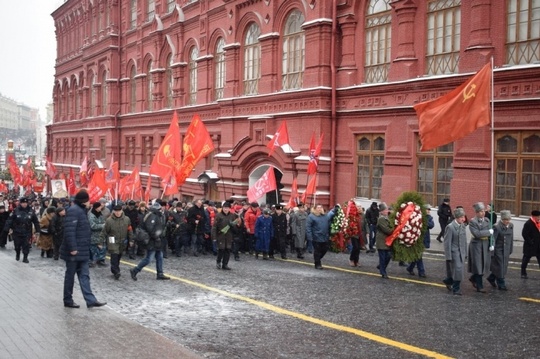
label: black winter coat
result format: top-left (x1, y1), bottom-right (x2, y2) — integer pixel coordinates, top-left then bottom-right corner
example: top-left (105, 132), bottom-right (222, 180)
top-left (60, 202), bottom-right (91, 261)
top-left (272, 213), bottom-right (288, 239)
top-left (187, 205), bottom-right (206, 234)
top-left (143, 208), bottom-right (165, 251)
top-left (522, 218), bottom-right (540, 257)
top-left (4, 205), bottom-right (40, 238)
top-left (50, 214), bottom-right (65, 246)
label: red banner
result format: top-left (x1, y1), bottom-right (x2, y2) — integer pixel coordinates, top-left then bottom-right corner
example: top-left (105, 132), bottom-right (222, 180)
top-left (247, 167), bottom-right (277, 203)
top-left (150, 111), bottom-right (183, 180)
top-left (267, 121), bottom-right (290, 157)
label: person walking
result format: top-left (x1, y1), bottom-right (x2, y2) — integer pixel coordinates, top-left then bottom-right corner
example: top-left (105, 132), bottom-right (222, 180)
top-left (38, 207), bottom-right (56, 258)
top-left (375, 202), bottom-right (393, 278)
top-left (520, 210), bottom-right (540, 279)
top-left (364, 202), bottom-right (379, 253)
top-left (255, 209), bottom-right (273, 259)
top-left (407, 204), bottom-right (434, 277)
top-left (468, 202), bottom-right (493, 293)
top-left (187, 199), bottom-right (207, 256)
top-left (271, 204), bottom-right (288, 259)
top-left (88, 202), bottom-right (106, 267)
top-left (61, 190), bottom-right (106, 308)
top-left (290, 203), bottom-right (308, 259)
top-left (306, 204), bottom-right (335, 270)
top-left (212, 202), bottom-right (241, 270)
top-left (436, 198), bottom-right (452, 243)
top-left (244, 202), bottom-right (261, 254)
top-left (102, 203), bottom-right (133, 280)
top-left (3, 197), bottom-right (40, 263)
top-left (487, 210), bottom-right (513, 290)
top-left (0, 205), bottom-right (10, 249)
top-left (443, 207), bottom-right (468, 295)
top-left (50, 207), bottom-right (66, 260)
top-left (130, 202), bottom-right (170, 281)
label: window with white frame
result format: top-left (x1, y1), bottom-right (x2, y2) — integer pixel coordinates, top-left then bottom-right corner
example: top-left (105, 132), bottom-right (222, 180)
top-left (130, 0), bottom-right (137, 29)
top-left (130, 66), bottom-right (136, 113)
top-left (166, 53), bottom-right (173, 108)
top-left (426, 0), bottom-right (461, 75)
top-left (189, 47), bottom-right (198, 105)
top-left (365, 0), bottom-right (391, 83)
top-left (506, 0), bottom-right (540, 65)
top-left (146, 61), bottom-right (153, 111)
top-left (282, 9), bottom-right (305, 90)
top-left (215, 38), bottom-right (226, 100)
top-left (147, 0), bottom-right (155, 22)
top-left (244, 23), bottom-right (261, 95)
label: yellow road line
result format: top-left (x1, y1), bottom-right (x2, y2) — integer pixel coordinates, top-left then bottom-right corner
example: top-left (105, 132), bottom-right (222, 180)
top-left (119, 259), bottom-right (453, 359)
top-left (422, 253), bottom-right (540, 272)
top-left (519, 297), bottom-right (540, 304)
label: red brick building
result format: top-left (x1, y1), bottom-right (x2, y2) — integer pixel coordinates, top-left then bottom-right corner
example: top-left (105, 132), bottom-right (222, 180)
top-left (48, 0), bottom-right (540, 215)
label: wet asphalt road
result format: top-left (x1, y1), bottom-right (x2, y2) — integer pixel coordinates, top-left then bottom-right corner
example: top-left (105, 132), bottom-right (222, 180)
top-left (7, 244), bottom-right (540, 359)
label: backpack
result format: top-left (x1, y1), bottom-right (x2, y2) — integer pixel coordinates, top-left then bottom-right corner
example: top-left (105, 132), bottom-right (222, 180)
top-left (135, 212), bottom-right (152, 246)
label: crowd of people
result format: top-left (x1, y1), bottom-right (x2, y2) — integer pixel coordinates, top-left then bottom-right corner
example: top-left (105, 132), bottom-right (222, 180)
top-left (0, 190), bottom-right (539, 304)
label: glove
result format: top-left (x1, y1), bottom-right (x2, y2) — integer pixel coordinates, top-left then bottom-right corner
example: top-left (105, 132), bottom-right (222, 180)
top-left (489, 246), bottom-right (494, 251)
top-left (488, 229), bottom-right (494, 235)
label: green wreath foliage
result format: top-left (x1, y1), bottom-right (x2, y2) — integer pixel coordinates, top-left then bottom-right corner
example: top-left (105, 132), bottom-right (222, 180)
top-left (389, 191), bottom-right (429, 263)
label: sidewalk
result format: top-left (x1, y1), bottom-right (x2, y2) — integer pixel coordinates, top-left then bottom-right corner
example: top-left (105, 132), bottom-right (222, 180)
top-left (0, 249), bottom-right (203, 359)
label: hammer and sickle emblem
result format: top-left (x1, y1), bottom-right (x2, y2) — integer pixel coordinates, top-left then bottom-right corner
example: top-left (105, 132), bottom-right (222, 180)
top-left (462, 83), bottom-right (476, 103)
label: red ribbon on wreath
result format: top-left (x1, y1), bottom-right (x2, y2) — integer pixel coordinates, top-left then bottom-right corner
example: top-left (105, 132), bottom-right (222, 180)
top-left (385, 203), bottom-right (416, 247)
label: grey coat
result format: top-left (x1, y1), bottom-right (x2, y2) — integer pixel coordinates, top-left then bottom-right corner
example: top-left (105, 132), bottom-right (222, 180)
top-left (468, 216), bottom-right (491, 275)
top-left (290, 210), bottom-right (308, 248)
top-left (490, 221), bottom-right (513, 278)
top-left (444, 220), bottom-right (468, 280)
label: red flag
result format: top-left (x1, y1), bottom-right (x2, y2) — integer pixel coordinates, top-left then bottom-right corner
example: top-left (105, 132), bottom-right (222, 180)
top-left (45, 157), bottom-right (57, 178)
top-left (80, 156), bottom-right (89, 186)
top-left (307, 133), bottom-right (324, 175)
top-left (105, 161), bottom-right (120, 186)
top-left (176, 114), bottom-right (215, 186)
top-left (87, 169), bottom-right (108, 203)
top-left (144, 175), bottom-right (152, 203)
top-left (21, 158), bottom-right (35, 187)
top-left (150, 111), bottom-right (182, 179)
top-left (161, 170), bottom-right (178, 196)
top-left (301, 175), bottom-right (317, 203)
top-left (287, 177), bottom-right (299, 208)
top-left (414, 62), bottom-right (492, 151)
top-left (267, 121), bottom-right (290, 156)
top-left (119, 167), bottom-right (141, 200)
top-left (0, 181), bottom-right (7, 193)
top-left (67, 168), bottom-right (77, 196)
top-left (7, 157), bottom-right (21, 187)
top-left (247, 167), bottom-right (277, 203)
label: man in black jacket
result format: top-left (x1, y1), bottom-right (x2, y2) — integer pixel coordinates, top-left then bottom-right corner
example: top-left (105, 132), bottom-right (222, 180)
top-left (271, 204), bottom-right (288, 259)
top-left (0, 205), bottom-right (11, 249)
top-left (3, 197), bottom-right (40, 263)
top-left (436, 198), bottom-right (452, 243)
top-left (364, 202), bottom-right (379, 253)
top-left (130, 202), bottom-right (170, 280)
top-left (187, 199), bottom-right (207, 256)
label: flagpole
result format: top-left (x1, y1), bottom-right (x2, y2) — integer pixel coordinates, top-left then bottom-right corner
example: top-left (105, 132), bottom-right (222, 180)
top-left (489, 57), bottom-right (495, 248)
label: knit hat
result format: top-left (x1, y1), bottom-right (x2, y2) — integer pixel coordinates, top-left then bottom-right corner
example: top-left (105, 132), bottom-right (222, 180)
top-left (473, 202), bottom-right (485, 212)
top-left (74, 190), bottom-right (89, 203)
top-left (500, 210), bottom-right (511, 220)
top-left (453, 207), bottom-right (466, 218)
top-left (378, 202), bottom-right (388, 211)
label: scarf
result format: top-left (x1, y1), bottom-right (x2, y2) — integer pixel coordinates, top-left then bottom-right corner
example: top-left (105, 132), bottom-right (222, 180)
top-left (532, 217), bottom-right (540, 232)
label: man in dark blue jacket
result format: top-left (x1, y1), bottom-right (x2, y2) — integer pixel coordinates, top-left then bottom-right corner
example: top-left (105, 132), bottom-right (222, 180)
top-left (61, 190), bottom-right (106, 309)
top-left (3, 197), bottom-right (40, 263)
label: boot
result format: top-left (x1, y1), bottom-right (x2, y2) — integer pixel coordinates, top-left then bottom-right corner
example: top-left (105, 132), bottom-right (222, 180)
top-left (15, 252), bottom-right (20, 261)
top-left (22, 255), bottom-right (29, 263)
top-left (41, 250), bottom-right (45, 258)
top-left (47, 249), bottom-right (54, 258)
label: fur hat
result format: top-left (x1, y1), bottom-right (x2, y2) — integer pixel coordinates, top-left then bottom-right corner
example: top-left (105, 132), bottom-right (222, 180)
top-left (500, 210), bottom-right (511, 220)
top-left (531, 210), bottom-right (540, 217)
top-left (453, 207), bottom-right (466, 218)
top-left (275, 204), bottom-right (283, 210)
top-left (378, 202), bottom-right (388, 211)
top-left (74, 190), bottom-right (89, 203)
top-left (222, 201), bottom-right (231, 208)
top-left (473, 202), bottom-right (485, 212)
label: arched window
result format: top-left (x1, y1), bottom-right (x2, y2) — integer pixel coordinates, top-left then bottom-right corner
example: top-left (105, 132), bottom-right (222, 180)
top-left (506, 0), bottom-right (540, 65)
top-left (165, 53), bottom-right (173, 108)
top-left (244, 23), bottom-right (261, 95)
top-left (147, 61), bottom-right (153, 111)
top-left (426, 0), bottom-right (461, 75)
top-left (365, 0), bottom-right (391, 83)
top-left (189, 47), bottom-right (198, 105)
top-left (214, 38), bottom-right (226, 100)
top-left (101, 70), bottom-right (108, 115)
top-left (130, 66), bottom-right (137, 113)
top-left (90, 72), bottom-right (97, 117)
top-left (282, 10), bottom-right (305, 90)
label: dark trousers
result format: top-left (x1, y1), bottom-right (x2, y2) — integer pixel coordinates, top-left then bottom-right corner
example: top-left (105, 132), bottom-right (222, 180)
top-left (110, 253), bottom-right (122, 275)
top-left (349, 236), bottom-right (360, 264)
top-left (13, 235), bottom-right (31, 256)
top-left (190, 233), bottom-right (204, 254)
top-left (247, 233), bottom-right (256, 253)
top-left (217, 248), bottom-right (230, 267)
top-left (63, 260), bottom-right (98, 305)
top-left (270, 236), bottom-right (287, 257)
top-left (232, 236), bottom-right (243, 258)
top-left (313, 241), bottom-right (329, 267)
top-left (0, 231), bottom-right (8, 247)
top-left (521, 255), bottom-right (540, 274)
top-left (378, 249), bottom-right (392, 276)
top-left (437, 221), bottom-right (449, 241)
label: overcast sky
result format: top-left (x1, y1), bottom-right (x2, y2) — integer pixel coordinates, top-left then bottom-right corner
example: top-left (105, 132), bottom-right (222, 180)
top-left (0, 0), bottom-right (64, 121)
